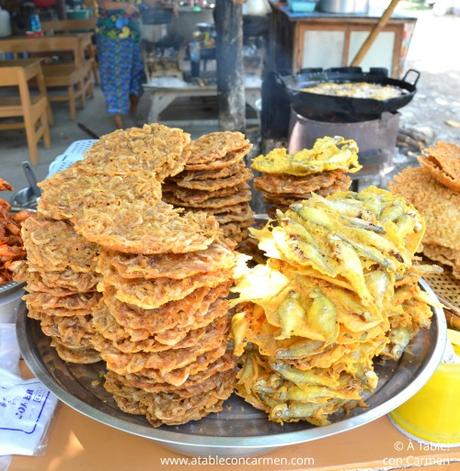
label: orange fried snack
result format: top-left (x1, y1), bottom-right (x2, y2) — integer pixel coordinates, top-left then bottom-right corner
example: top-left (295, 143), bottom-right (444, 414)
top-left (418, 141), bottom-right (460, 193)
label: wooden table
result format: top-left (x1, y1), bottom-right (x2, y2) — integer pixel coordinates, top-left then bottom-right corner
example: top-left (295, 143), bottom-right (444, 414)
top-left (9, 400), bottom-right (460, 471)
top-left (143, 75), bottom-right (262, 124)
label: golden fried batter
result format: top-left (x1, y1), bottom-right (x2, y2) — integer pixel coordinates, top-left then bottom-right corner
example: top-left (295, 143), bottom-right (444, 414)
top-left (115, 351), bottom-right (235, 393)
top-left (100, 241), bottom-right (235, 280)
top-left (101, 267), bottom-right (233, 309)
top-left (185, 131), bottom-right (249, 165)
top-left (389, 167), bottom-right (460, 252)
top-left (85, 124), bottom-right (191, 179)
top-left (21, 215), bottom-right (99, 273)
top-left (74, 201), bottom-right (220, 254)
top-left (23, 291), bottom-right (101, 311)
top-left (254, 170), bottom-right (347, 196)
top-left (52, 340), bottom-right (101, 364)
top-left (171, 167), bottom-right (252, 191)
top-left (99, 315), bottom-right (228, 375)
top-left (164, 189), bottom-right (252, 209)
top-left (104, 283), bottom-right (231, 332)
top-left (418, 141), bottom-right (460, 192)
top-left (175, 162), bottom-right (244, 182)
top-left (164, 183), bottom-right (250, 204)
top-left (92, 298), bottom-right (228, 352)
top-left (38, 170), bottom-right (162, 221)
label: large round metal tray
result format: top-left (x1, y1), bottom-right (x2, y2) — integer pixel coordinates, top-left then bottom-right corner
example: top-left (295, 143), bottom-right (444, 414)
top-left (17, 280), bottom-right (447, 457)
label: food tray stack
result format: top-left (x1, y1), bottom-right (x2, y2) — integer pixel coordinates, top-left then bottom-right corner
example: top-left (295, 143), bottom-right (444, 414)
top-left (92, 239), bottom-right (237, 426)
top-left (252, 137), bottom-right (361, 216)
top-left (19, 216), bottom-right (102, 364)
top-left (20, 124), bottom-right (239, 427)
top-left (390, 141), bottom-right (460, 280)
top-left (163, 132), bottom-right (254, 245)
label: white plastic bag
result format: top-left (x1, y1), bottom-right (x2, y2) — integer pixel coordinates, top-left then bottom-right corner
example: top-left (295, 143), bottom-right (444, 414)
top-left (0, 324), bottom-right (58, 457)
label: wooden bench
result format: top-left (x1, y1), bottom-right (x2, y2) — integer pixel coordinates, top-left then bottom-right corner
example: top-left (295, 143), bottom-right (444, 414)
top-left (0, 59), bottom-right (51, 164)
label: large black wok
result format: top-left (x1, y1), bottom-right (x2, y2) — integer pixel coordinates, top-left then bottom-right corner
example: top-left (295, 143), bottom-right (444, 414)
top-left (280, 67), bottom-right (420, 119)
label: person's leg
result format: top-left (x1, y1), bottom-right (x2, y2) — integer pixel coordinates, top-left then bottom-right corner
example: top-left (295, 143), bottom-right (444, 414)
top-left (128, 40), bottom-right (145, 120)
top-left (114, 114), bottom-right (124, 128)
top-left (129, 94), bottom-right (139, 115)
top-left (96, 35), bottom-right (131, 126)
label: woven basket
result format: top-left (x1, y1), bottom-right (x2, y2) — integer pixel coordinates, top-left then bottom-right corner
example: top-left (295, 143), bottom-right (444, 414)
top-left (424, 269), bottom-right (460, 330)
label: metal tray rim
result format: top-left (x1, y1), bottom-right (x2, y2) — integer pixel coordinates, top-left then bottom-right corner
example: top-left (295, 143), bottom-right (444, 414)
top-left (17, 279), bottom-right (447, 450)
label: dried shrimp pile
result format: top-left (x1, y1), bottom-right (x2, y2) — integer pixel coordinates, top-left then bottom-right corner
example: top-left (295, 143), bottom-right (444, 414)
top-left (231, 187), bottom-right (433, 425)
top-left (163, 132), bottom-right (254, 244)
top-left (19, 124), bottom-right (239, 427)
top-left (0, 179), bottom-right (31, 284)
top-left (252, 137), bottom-right (361, 215)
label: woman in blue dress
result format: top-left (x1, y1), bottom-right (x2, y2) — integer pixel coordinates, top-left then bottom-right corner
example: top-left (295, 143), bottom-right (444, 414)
top-left (96, 0), bottom-right (145, 128)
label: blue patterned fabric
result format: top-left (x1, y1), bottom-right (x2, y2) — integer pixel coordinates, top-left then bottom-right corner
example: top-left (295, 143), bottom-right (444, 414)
top-left (96, 34), bottom-right (144, 115)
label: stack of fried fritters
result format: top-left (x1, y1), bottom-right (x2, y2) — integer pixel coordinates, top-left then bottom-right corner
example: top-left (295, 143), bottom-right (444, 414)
top-left (232, 187), bottom-right (432, 425)
top-left (92, 234), bottom-right (238, 427)
top-left (20, 215), bottom-right (101, 363)
top-left (21, 124), bottom-right (238, 427)
top-left (389, 141), bottom-right (460, 278)
top-left (163, 132), bottom-right (254, 244)
top-left (252, 137), bottom-right (362, 215)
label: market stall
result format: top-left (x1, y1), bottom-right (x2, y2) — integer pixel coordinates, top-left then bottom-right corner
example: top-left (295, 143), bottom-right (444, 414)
top-left (0, 1), bottom-right (460, 469)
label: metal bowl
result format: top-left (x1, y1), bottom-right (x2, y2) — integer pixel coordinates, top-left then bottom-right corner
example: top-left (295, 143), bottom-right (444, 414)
top-left (17, 280), bottom-right (446, 457)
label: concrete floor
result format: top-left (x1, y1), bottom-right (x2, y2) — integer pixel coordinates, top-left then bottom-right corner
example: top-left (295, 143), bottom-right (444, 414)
top-left (0, 88), bottom-right (225, 199)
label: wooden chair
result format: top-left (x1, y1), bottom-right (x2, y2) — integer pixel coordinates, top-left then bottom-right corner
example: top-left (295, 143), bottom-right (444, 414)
top-left (0, 60), bottom-right (52, 164)
top-left (42, 19), bottom-right (100, 85)
top-left (0, 36), bottom-right (94, 120)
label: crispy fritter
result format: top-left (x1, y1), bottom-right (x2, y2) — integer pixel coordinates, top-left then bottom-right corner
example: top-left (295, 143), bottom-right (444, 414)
top-left (116, 351), bottom-right (235, 393)
top-left (85, 124), bottom-right (191, 179)
top-left (100, 266), bottom-right (233, 310)
top-left (92, 298), bottom-right (228, 352)
top-left (175, 162), bottom-right (244, 182)
top-left (21, 215), bottom-right (99, 273)
top-left (52, 340), bottom-right (101, 364)
top-left (215, 205), bottom-right (254, 224)
top-left (104, 282), bottom-right (231, 332)
top-left (164, 189), bottom-right (252, 209)
top-left (98, 315), bottom-right (228, 375)
top-left (164, 183), bottom-right (250, 204)
top-left (423, 243), bottom-right (460, 278)
top-left (252, 137), bottom-right (361, 176)
top-left (254, 170), bottom-right (347, 196)
top-left (100, 241), bottom-right (235, 280)
top-left (73, 201), bottom-right (220, 254)
top-left (185, 131), bottom-right (250, 165)
top-left (418, 141), bottom-right (460, 192)
top-left (40, 314), bottom-right (95, 348)
top-left (38, 170), bottom-right (162, 222)
top-left (170, 167), bottom-right (252, 191)
top-left (23, 291), bottom-right (101, 311)
top-left (389, 166), bottom-right (460, 251)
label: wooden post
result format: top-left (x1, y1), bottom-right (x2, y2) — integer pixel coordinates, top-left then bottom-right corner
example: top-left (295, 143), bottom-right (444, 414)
top-left (214, 0), bottom-right (246, 131)
top-left (351, 0), bottom-right (400, 68)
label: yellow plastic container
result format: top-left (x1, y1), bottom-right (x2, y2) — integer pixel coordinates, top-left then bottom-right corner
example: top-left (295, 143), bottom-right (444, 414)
top-left (389, 330), bottom-right (460, 446)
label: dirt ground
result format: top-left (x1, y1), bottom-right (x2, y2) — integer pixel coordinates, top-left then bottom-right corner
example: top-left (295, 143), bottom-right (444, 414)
top-left (398, 10), bottom-right (460, 146)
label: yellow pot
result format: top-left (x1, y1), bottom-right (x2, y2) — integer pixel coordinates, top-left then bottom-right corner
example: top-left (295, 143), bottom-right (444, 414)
top-left (389, 330), bottom-right (460, 446)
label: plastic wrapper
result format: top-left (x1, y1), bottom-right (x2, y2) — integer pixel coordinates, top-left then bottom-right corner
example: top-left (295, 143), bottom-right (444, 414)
top-left (0, 324), bottom-right (58, 457)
